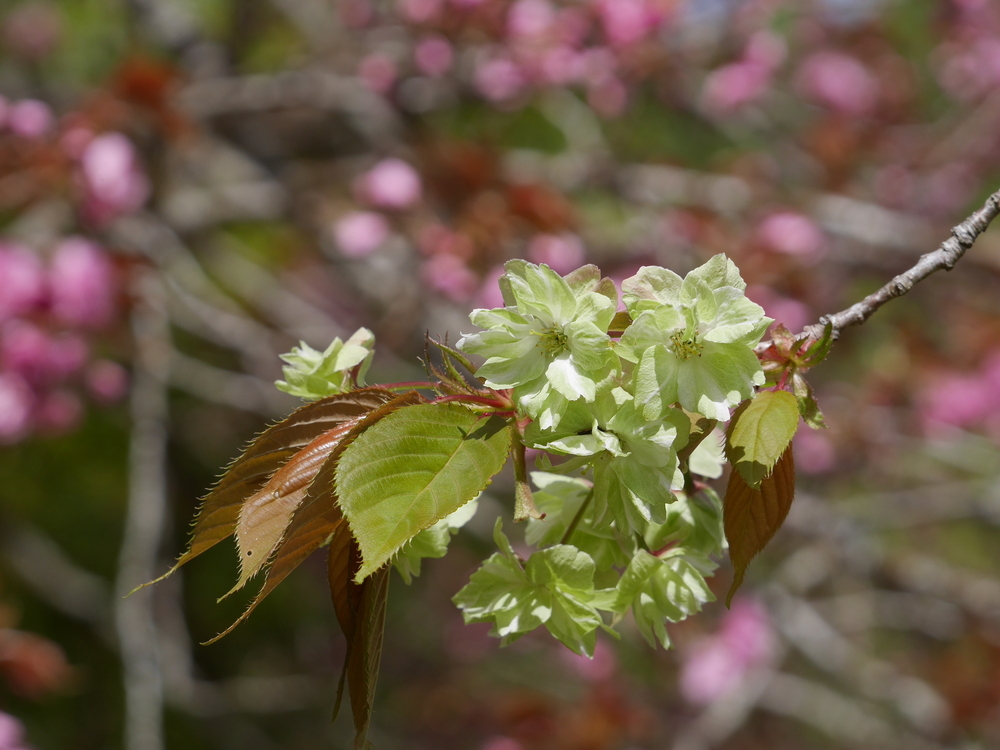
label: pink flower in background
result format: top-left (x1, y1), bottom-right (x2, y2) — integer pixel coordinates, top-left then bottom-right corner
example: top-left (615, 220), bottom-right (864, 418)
top-left (796, 51), bottom-right (879, 116)
top-left (35, 390), bottom-right (82, 434)
top-left (938, 37), bottom-right (1000, 101)
top-left (540, 46), bottom-right (586, 85)
top-left (358, 55), bottom-right (398, 94)
top-left (2, 1), bottom-right (63, 62)
top-left (508, 0), bottom-right (555, 39)
top-left (49, 237), bottom-right (116, 329)
top-left (59, 126), bottom-right (94, 159)
top-left (86, 360), bottom-right (129, 404)
top-left (79, 132), bottom-right (150, 224)
top-left (415, 36), bottom-right (454, 76)
top-left (794, 427), bottom-right (836, 474)
top-left (756, 212), bottom-right (826, 257)
top-left (680, 598), bottom-right (775, 705)
top-left (920, 372), bottom-right (996, 430)
top-left (357, 158), bottom-right (423, 209)
top-left (334, 211), bottom-right (391, 257)
top-left (399, 0), bottom-right (442, 23)
top-left (6, 99), bottom-right (54, 138)
top-left (596, 0), bottom-right (656, 47)
top-left (527, 233), bottom-right (585, 274)
top-left (587, 75), bottom-right (628, 117)
top-left (46, 335), bottom-right (88, 379)
top-left (554, 7), bottom-right (590, 46)
top-left (745, 286), bottom-right (810, 333)
top-left (701, 61), bottom-right (771, 113)
top-left (422, 253), bottom-right (479, 302)
top-left (476, 264), bottom-right (507, 309)
top-left (417, 224), bottom-right (474, 259)
top-left (559, 639), bottom-right (617, 681)
top-left (1, 321), bottom-right (54, 384)
top-left (744, 30), bottom-right (787, 71)
top-left (0, 373), bottom-right (34, 443)
top-left (0, 243), bottom-right (45, 322)
top-left (475, 57), bottom-right (525, 102)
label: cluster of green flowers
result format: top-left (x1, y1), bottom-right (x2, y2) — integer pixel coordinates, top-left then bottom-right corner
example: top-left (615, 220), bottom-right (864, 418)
top-left (458, 256), bottom-right (771, 534)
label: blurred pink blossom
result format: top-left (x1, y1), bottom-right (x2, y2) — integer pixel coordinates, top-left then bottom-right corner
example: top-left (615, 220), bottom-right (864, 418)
top-left (596, 0), bottom-right (656, 47)
top-left (340, 0), bottom-right (374, 27)
top-left (796, 51), bottom-right (879, 116)
top-left (334, 211), bottom-right (391, 257)
top-left (938, 38), bottom-right (1000, 101)
top-left (508, 0), bottom-right (555, 39)
top-left (86, 360), bottom-right (129, 404)
top-left (794, 427), bottom-right (836, 474)
top-left (59, 127), bottom-right (94, 160)
top-left (480, 738), bottom-right (524, 750)
top-left (920, 372), bottom-right (996, 430)
top-left (0, 243), bottom-right (45, 322)
top-left (680, 598), bottom-right (775, 705)
top-left (358, 55), bottom-right (398, 94)
top-left (6, 99), bottom-right (54, 139)
top-left (35, 390), bottom-right (82, 435)
top-left (746, 287), bottom-right (810, 334)
top-left (357, 158), bottom-right (423, 209)
top-left (475, 57), bottom-right (525, 102)
top-left (414, 36), bottom-right (454, 76)
top-left (540, 46), bottom-right (586, 85)
top-left (558, 638), bottom-right (616, 681)
top-left (49, 237), bottom-right (116, 329)
top-left (450, 0), bottom-right (486, 7)
top-left (756, 212), bottom-right (826, 257)
top-left (422, 253), bottom-right (479, 302)
top-left (745, 30), bottom-right (787, 71)
top-left (701, 61), bottom-right (770, 113)
top-left (0, 96), bottom-right (7, 128)
top-left (554, 7), bottom-right (590, 46)
top-left (0, 373), bottom-right (34, 443)
top-left (588, 75), bottom-right (628, 117)
top-left (476, 264), bottom-right (508, 309)
top-left (47, 335), bottom-right (88, 378)
top-left (417, 224), bottom-right (474, 259)
top-left (527, 233), bottom-right (585, 274)
top-left (1, 321), bottom-right (54, 384)
top-left (79, 132), bottom-right (150, 223)
top-left (399, 0), bottom-right (442, 22)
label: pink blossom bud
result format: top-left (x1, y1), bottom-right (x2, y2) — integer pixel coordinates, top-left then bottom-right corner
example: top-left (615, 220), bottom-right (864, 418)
top-left (921, 373), bottom-right (990, 430)
top-left (756, 212), bottom-right (826, 256)
top-left (0, 372), bottom-right (34, 442)
top-left (35, 389), bottom-right (82, 435)
top-left (79, 132), bottom-right (150, 224)
top-left (596, 0), bottom-right (655, 47)
top-left (680, 637), bottom-right (746, 705)
top-left (796, 51), bottom-right (878, 116)
top-left (414, 36), bottom-right (454, 76)
top-left (0, 242), bottom-right (45, 321)
top-left (527, 233), bottom-right (585, 274)
top-left (1, 320), bottom-right (53, 383)
top-left (474, 57), bottom-right (525, 102)
top-left (399, 0), bottom-right (442, 22)
top-left (49, 237), bottom-right (116, 329)
top-left (358, 55), bottom-right (398, 94)
top-left (507, 0), bottom-right (555, 38)
top-left (794, 428), bottom-right (835, 474)
top-left (357, 158), bottom-right (422, 209)
top-left (701, 61), bottom-right (770, 113)
top-left (7, 99), bottom-right (54, 139)
top-left (86, 359), bottom-right (129, 403)
top-left (720, 598), bottom-right (774, 664)
top-left (421, 254), bottom-right (479, 302)
top-left (334, 211), bottom-right (391, 257)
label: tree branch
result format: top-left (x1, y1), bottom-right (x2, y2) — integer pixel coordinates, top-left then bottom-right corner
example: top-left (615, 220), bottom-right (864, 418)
top-left (802, 187), bottom-right (1000, 340)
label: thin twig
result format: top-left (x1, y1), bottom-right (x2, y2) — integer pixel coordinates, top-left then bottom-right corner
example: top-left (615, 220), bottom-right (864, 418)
top-left (802, 187), bottom-right (1000, 340)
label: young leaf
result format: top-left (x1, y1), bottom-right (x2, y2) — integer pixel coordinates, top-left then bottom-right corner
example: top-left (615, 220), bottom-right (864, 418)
top-left (233, 420), bottom-right (360, 592)
top-left (203, 392), bottom-right (423, 643)
top-left (724, 443), bottom-right (795, 606)
top-left (801, 320), bottom-right (835, 367)
top-left (337, 404), bottom-right (511, 582)
top-left (153, 389), bottom-right (397, 585)
top-left (791, 373), bottom-right (827, 429)
top-left (725, 390), bottom-right (799, 488)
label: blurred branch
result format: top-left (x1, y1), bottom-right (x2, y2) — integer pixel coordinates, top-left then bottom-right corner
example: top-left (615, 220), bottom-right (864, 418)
top-left (170, 352), bottom-right (290, 416)
top-left (803, 187), bottom-right (1000, 339)
top-left (114, 268), bottom-right (171, 750)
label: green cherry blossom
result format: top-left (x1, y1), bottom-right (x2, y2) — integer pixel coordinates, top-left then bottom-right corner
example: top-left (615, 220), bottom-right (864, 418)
top-left (618, 255), bottom-right (771, 421)
top-left (275, 327), bottom-right (375, 399)
top-left (457, 261), bottom-right (616, 426)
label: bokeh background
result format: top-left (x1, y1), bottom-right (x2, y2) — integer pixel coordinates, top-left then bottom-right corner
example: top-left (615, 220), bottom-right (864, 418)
top-left (3, 0), bottom-right (1000, 748)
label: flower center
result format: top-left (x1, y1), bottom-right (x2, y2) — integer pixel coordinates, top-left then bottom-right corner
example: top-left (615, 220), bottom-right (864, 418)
top-left (536, 324), bottom-right (569, 355)
top-left (670, 331), bottom-right (703, 359)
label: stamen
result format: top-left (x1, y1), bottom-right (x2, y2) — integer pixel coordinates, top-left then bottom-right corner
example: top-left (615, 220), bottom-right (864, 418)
top-left (670, 331), bottom-right (703, 359)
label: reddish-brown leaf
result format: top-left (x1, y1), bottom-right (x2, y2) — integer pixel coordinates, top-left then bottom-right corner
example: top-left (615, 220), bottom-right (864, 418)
top-left (329, 523), bottom-right (361, 721)
top-left (150, 388), bottom-right (396, 586)
top-left (347, 564), bottom-right (390, 750)
top-left (203, 391), bottom-right (424, 643)
top-left (232, 420), bottom-right (361, 593)
top-left (724, 443), bottom-right (795, 606)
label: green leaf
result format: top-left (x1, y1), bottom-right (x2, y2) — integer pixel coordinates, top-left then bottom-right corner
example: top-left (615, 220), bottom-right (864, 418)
top-left (724, 443), bottom-right (796, 606)
top-left (337, 403), bottom-right (511, 582)
top-left (791, 373), bottom-right (826, 429)
top-left (393, 499), bottom-right (479, 584)
top-left (800, 320), bottom-right (835, 367)
top-left (725, 390), bottom-right (799, 488)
